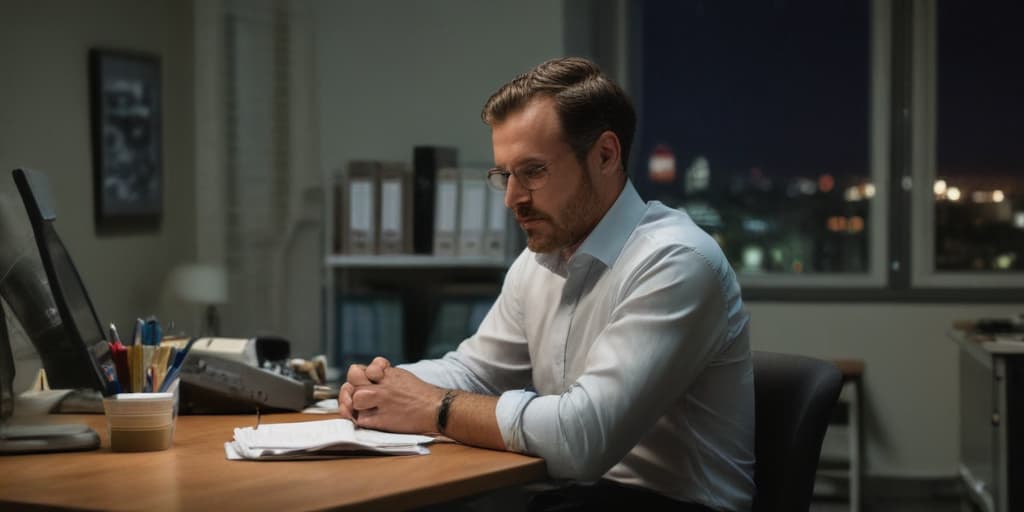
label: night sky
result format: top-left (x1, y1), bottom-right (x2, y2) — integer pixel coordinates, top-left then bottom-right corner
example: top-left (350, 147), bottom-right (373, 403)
top-left (634, 0), bottom-right (870, 198)
top-left (937, 2), bottom-right (1024, 176)
top-left (632, 0), bottom-right (1024, 198)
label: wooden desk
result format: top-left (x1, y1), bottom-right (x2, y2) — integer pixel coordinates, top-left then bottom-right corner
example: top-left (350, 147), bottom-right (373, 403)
top-left (0, 413), bottom-right (546, 511)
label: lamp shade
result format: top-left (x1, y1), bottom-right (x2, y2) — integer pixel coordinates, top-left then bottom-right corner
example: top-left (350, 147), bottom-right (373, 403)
top-left (170, 264), bottom-right (227, 305)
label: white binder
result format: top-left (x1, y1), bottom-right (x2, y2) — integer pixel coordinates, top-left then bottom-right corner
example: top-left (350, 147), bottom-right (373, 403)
top-left (482, 184), bottom-right (508, 260)
top-left (432, 167), bottom-right (460, 256)
top-left (342, 161), bottom-right (378, 255)
top-left (457, 168), bottom-right (486, 257)
top-left (377, 161), bottom-right (411, 254)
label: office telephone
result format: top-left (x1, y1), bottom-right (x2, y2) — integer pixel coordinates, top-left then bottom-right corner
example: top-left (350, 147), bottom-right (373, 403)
top-left (176, 336), bottom-right (314, 414)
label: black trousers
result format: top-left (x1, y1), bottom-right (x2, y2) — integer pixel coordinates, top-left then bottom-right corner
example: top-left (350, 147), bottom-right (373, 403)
top-left (526, 479), bottom-right (716, 512)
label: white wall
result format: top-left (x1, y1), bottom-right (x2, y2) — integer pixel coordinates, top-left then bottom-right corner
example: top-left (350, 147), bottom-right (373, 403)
top-left (0, 0), bottom-right (196, 390)
top-left (314, 0), bottom-right (565, 169)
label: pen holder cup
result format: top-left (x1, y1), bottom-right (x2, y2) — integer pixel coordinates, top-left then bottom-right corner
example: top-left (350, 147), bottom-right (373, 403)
top-left (102, 379), bottom-right (180, 452)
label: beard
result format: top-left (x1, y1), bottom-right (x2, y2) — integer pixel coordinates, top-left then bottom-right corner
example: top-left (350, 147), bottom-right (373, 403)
top-left (515, 164), bottom-right (601, 254)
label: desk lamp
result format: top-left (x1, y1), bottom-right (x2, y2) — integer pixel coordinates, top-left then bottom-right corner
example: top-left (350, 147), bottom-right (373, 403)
top-left (170, 263), bottom-right (228, 336)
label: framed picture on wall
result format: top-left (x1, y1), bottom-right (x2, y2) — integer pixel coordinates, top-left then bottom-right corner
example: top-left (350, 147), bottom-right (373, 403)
top-left (89, 49), bottom-right (162, 232)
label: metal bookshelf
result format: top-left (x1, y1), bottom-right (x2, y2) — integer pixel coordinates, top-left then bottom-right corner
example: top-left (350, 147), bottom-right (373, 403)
top-left (325, 254), bottom-right (509, 269)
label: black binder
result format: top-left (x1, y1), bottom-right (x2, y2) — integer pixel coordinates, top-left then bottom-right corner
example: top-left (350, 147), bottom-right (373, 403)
top-left (412, 146), bottom-right (458, 254)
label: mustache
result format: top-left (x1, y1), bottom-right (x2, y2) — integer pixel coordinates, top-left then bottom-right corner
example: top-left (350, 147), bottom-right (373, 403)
top-left (513, 206), bottom-right (551, 223)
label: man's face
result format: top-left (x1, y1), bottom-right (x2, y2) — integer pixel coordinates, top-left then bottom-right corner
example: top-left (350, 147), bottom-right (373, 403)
top-left (491, 97), bottom-right (600, 254)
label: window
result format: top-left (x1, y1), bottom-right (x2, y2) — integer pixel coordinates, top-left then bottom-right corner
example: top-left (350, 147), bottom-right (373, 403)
top-left (631, 0), bottom-right (889, 288)
top-left (630, 0), bottom-right (1023, 294)
top-left (911, 0), bottom-right (1024, 288)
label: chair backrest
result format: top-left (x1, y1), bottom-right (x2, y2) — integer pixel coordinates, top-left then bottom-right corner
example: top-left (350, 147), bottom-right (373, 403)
top-left (751, 350), bottom-right (842, 512)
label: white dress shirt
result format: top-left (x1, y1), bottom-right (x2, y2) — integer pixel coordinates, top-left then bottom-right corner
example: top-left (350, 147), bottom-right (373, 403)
top-left (401, 180), bottom-right (755, 511)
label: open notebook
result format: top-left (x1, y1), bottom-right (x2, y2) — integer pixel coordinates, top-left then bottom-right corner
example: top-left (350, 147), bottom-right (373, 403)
top-left (225, 419), bottom-right (434, 460)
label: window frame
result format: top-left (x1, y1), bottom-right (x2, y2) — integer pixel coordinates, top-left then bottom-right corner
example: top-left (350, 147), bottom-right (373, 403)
top-left (909, 0), bottom-right (1024, 289)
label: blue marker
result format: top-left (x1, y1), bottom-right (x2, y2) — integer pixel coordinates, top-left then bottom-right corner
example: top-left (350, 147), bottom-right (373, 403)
top-left (159, 338), bottom-right (196, 393)
top-left (101, 362), bottom-right (121, 395)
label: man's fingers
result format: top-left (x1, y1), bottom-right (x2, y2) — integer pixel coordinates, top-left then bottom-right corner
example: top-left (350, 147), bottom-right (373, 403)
top-left (354, 408), bottom-right (379, 430)
top-left (338, 403), bottom-right (356, 420)
top-left (337, 382), bottom-right (356, 419)
top-left (347, 363), bottom-right (371, 385)
top-left (365, 357), bottom-right (391, 383)
top-left (352, 388), bottom-right (378, 411)
top-left (338, 382), bottom-right (354, 406)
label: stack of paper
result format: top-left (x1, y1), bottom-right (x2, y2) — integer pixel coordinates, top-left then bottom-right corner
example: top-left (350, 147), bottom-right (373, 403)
top-left (225, 419), bottom-right (434, 460)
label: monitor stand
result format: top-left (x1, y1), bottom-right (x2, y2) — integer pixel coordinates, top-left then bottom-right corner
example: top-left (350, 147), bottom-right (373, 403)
top-left (0, 299), bottom-right (100, 454)
top-left (0, 423), bottom-right (99, 454)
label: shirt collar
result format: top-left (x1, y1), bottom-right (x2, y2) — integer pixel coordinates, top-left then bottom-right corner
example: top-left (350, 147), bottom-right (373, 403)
top-left (534, 180), bottom-right (646, 273)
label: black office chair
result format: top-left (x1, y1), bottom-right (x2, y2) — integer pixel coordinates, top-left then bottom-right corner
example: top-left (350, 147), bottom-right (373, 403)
top-left (751, 350), bottom-right (843, 512)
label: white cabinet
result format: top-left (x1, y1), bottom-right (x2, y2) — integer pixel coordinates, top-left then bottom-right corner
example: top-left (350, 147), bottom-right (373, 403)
top-left (954, 331), bottom-right (1024, 512)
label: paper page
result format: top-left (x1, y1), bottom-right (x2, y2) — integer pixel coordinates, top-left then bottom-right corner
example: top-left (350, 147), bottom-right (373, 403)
top-left (233, 419), bottom-right (433, 451)
top-left (234, 418), bottom-right (356, 450)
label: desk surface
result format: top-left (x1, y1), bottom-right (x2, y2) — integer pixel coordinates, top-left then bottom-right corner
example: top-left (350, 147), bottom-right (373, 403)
top-left (950, 328), bottom-right (1024, 355)
top-left (0, 413), bottom-right (546, 511)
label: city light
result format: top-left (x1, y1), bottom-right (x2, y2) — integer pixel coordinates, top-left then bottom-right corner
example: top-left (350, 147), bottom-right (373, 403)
top-left (967, 190), bottom-right (1008, 203)
top-left (827, 216), bottom-right (847, 232)
top-left (742, 245), bottom-right (764, 272)
top-left (818, 174), bottom-right (835, 193)
top-left (947, 186), bottom-right (961, 201)
top-left (934, 179), bottom-right (947, 196)
top-left (742, 218), bottom-right (768, 234)
top-left (994, 253), bottom-right (1015, 270)
top-left (827, 215), bottom-right (864, 233)
top-left (849, 216), bottom-right (864, 233)
top-left (844, 182), bottom-right (876, 202)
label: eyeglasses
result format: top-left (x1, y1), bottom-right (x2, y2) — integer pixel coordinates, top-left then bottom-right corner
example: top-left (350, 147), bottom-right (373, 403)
top-left (486, 162), bottom-right (551, 191)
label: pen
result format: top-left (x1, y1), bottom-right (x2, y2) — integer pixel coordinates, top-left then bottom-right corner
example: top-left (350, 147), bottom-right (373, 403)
top-left (158, 338), bottom-right (195, 393)
top-left (158, 365), bottom-right (181, 393)
top-left (170, 337), bottom-right (197, 369)
top-left (107, 324), bottom-right (131, 393)
top-left (132, 318), bottom-right (144, 346)
top-left (101, 359), bottom-right (121, 394)
top-left (109, 323), bottom-right (122, 345)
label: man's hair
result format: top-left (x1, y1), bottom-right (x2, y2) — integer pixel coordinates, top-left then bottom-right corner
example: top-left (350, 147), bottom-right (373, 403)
top-left (481, 57), bottom-right (636, 173)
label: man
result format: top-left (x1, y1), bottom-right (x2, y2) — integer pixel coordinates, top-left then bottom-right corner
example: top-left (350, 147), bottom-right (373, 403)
top-left (339, 57), bottom-right (755, 511)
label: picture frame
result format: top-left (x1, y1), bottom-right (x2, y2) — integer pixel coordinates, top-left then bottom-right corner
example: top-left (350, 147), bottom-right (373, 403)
top-left (89, 49), bottom-right (162, 231)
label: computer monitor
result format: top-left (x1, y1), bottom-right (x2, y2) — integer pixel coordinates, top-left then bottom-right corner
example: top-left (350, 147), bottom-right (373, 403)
top-left (9, 168), bottom-right (114, 392)
top-left (0, 168), bottom-right (114, 453)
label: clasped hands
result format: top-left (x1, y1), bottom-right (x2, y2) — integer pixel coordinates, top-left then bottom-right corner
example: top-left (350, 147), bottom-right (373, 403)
top-left (338, 357), bottom-right (445, 434)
